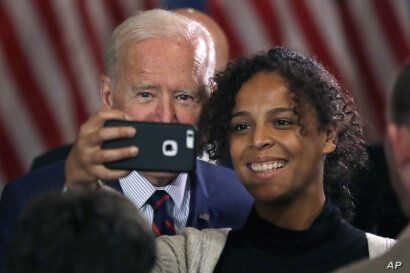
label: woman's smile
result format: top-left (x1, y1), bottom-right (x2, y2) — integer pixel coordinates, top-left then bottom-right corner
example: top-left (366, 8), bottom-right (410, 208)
top-left (245, 156), bottom-right (288, 181)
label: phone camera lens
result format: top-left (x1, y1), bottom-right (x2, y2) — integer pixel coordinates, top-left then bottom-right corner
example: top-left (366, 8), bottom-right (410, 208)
top-left (166, 144), bottom-right (173, 151)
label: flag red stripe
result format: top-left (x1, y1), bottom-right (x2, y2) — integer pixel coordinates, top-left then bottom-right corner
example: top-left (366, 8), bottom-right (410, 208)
top-left (0, 6), bottom-right (63, 148)
top-left (103, 0), bottom-right (126, 27)
top-left (289, 0), bottom-right (345, 83)
top-left (373, 0), bottom-right (409, 63)
top-left (32, 0), bottom-right (89, 128)
top-left (250, 0), bottom-right (284, 45)
top-left (207, 0), bottom-right (244, 59)
top-left (337, 1), bottom-right (386, 134)
top-left (76, 0), bottom-right (105, 74)
top-left (0, 119), bottom-right (24, 181)
top-left (143, 0), bottom-right (158, 10)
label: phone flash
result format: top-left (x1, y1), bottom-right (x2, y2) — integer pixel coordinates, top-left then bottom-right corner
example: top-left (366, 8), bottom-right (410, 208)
top-left (186, 130), bottom-right (195, 149)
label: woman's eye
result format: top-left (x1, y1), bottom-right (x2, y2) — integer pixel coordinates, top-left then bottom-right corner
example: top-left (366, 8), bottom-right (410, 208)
top-left (232, 124), bottom-right (250, 132)
top-left (274, 119), bottom-right (293, 128)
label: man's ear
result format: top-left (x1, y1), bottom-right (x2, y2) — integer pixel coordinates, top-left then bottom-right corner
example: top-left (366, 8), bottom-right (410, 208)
top-left (387, 124), bottom-right (410, 168)
top-left (100, 75), bottom-right (114, 110)
top-left (322, 124), bottom-right (337, 154)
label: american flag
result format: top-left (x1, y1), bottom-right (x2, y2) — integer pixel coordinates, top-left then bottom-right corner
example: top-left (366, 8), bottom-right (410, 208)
top-left (0, 0), bottom-right (409, 191)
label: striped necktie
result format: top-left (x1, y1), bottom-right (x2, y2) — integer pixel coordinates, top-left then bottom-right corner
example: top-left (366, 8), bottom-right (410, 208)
top-left (147, 190), bottom-right (176, 236)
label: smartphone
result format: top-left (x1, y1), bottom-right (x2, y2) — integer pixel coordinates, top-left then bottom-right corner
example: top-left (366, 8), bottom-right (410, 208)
top-left (102, 120), bottom-right (196, 172)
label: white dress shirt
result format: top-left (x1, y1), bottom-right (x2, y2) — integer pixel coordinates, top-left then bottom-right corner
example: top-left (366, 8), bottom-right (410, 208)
top-left (119, 171), bottom-right (190, 233)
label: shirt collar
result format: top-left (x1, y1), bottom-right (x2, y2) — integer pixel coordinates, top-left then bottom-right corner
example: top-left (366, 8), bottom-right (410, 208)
top-left (119, 171), bottom-right (188, 210)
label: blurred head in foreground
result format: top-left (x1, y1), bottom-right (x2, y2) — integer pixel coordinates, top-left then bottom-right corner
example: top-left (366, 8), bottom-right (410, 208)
top-left (386, 63), bottom-right (410, 218)
top-left (5, 191), bottom-right (156, 273)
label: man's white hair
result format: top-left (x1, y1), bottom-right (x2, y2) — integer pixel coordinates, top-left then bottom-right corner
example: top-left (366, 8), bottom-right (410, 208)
top-left (104, 9), bottom-right (216, 93)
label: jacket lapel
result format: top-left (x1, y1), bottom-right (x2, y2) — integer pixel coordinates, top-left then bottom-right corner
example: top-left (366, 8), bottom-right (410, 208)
top-left (186, 161), bottom-right (218, 229)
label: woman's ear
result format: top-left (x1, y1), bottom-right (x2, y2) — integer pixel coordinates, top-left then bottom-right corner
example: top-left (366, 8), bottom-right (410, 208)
top-left (100, 75), bottom-right (114, 110)
top-left (322, 124), bottom-right (337, 154)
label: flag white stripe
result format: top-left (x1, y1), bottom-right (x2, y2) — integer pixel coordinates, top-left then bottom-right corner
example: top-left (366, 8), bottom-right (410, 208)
top-left (5, 0), bottom-right (76, 142)
top-left (87, 0), bottom-right (115, 53)
top-left (53, 0), bottom-right (101, 118)
top-left (229, 0), bottom-right (271, 53)
top-left (0, 49), bottom-right (44, 170)
top-left (269, 0), bottom-right (310, 54)
top-left (349, 0), bottom-right (397, 98)
top-left (391, 0), bottom-right (410, 45)
top-left (218, 0), bottom-right (263, 54)
top-left (305, 0), bottom-right (381, 142)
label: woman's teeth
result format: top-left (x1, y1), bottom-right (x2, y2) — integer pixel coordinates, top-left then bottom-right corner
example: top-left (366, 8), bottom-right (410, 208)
top-left (249, 160), bottom-right (286, 172)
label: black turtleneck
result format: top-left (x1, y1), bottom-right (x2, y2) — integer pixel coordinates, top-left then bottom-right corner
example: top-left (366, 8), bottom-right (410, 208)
top-left (213, 199), bottom-right (368, 273)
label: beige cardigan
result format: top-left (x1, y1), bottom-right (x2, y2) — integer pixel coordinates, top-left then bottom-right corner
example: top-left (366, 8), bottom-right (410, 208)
top-left (153, 228), bottom-right (229, 273)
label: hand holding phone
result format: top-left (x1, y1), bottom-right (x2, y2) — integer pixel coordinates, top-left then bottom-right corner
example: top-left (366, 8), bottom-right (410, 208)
top-left (65, 110), bottom-right (137, 190)
top-left (102, 120), bottom-right (196, 172)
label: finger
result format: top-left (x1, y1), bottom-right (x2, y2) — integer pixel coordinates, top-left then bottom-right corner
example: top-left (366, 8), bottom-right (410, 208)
top-left (97, 109), bottom-right (133, 122)
top-left (88, 126), bottom-right (137, 146)
top-left (80, 110), bottom-right (132, 135)
top-left (87, 165), bottom-right (132, 181)
top-left (89, 146), bottom-right (139, 165)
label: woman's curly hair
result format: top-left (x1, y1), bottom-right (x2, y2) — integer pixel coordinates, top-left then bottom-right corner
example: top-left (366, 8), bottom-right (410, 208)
top-left (199, 47), bottom-right (368, 221)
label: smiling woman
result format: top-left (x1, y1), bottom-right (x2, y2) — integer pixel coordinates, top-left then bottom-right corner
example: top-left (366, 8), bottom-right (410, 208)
top-left (153, 47), bottom-right (395, 273)
top-left (201, 47), bottom-right (367, 222)
top-left (227, 71), bottom-right (337, 230)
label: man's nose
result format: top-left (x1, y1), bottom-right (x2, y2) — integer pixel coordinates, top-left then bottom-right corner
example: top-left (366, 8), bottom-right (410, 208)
top-left (155, 98), bottom-right (177, 123)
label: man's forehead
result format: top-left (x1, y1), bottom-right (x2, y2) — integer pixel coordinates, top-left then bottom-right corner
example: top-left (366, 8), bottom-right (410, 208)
top-left (117, 65), bottom-right (201, 91)
top-left (120, 40), bottom-right (195, 70)
top-left (125, 38), bottom-right (194, 58)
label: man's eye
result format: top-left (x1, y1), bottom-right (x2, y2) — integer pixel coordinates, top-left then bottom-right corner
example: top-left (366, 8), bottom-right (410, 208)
top-left (176, 94), bottom-right (194, 101)
top-left (136, 92), bottom-right (153, 98)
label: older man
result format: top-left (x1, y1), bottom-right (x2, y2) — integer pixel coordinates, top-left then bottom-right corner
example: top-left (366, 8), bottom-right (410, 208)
top-left (0, 9), bottom-right (252, 268)
top-left (29, 8), bottom-right (231, 171)
top-left (333, 64), bottom-right (410, 272)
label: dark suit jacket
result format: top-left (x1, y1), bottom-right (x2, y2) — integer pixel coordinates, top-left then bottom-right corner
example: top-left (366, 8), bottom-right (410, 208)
top-left (30, 144), bottom-right (72, 171)
top-left (0, 159), bottom-right (253, 271)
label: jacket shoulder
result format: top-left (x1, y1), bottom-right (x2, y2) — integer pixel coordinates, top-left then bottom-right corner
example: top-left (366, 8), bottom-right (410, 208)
top-left (195, 160), bottom-right (251, 199)
top-left (196, 159), bottom-right (236, 176)
top-left (1, 161), bottom-right (65, 204)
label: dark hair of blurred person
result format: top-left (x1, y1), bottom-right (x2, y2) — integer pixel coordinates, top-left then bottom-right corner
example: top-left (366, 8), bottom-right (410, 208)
top-left (5, 191), bottom-right (156, 273)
